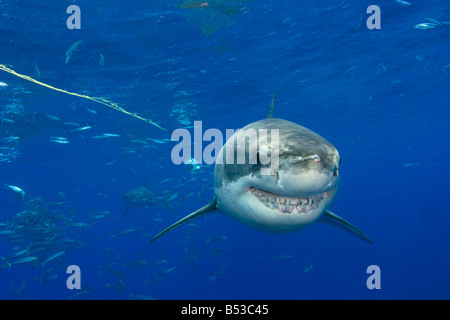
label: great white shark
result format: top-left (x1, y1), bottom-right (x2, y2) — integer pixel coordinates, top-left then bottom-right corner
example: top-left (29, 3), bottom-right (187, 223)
top-left (151, 96), bottom-right (372, 244)
top-left (123, 181), bottom-right (177, 215)
top-left (122, 182), bottom-right (156, 215)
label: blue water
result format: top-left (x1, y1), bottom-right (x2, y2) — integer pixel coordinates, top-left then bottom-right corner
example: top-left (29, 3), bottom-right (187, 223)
top-left (1, 0), bottom-right (449, 300)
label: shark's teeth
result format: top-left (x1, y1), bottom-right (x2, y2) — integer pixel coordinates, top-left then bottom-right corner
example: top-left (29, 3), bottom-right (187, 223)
top-left (249, 187), bottom-right (326, 215)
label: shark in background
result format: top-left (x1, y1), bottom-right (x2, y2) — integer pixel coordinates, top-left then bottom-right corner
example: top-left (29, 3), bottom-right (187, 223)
top-left (123, 181), bottom-right (155, 215)
top-left (150, 95), bottom-right (372, 244)
top-left (123, 181), bottom-right (176, 215)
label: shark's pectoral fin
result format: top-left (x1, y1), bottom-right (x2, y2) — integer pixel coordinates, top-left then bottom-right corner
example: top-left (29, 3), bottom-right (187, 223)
top-left (122, 205), bottom-right (132, 215)
top-left (149, 196), bottom-right (217, 243)
top-left (318, 210), bottom-right (373, 244)
top-left (162, 201), bottom-right (175, 211)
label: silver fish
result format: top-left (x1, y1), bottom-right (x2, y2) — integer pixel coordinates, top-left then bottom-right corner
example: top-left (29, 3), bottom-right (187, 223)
top-left (7, 185), bottom-right (25, 200)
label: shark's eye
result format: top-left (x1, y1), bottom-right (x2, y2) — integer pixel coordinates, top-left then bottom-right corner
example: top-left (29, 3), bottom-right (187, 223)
top-left (333, 169), bottom-right (339, 177)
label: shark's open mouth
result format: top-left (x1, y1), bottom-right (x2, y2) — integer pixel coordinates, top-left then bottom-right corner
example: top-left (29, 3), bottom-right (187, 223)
top-left (249, 187), bottom-right (329, 215)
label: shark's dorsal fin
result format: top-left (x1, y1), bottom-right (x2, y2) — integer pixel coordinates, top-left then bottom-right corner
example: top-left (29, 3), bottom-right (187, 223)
top-left (150, 196), bottom-right (217, 243)
top-left (268, 92), bottom-right (277, 119)
top-left (318, 210), bottom-right (373, 244)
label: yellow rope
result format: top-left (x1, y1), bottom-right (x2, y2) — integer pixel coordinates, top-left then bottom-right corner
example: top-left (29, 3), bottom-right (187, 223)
top-left (0, 64), bottom-right (167, 131)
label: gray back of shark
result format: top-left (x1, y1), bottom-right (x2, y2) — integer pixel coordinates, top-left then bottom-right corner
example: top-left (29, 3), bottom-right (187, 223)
top-left (150, 97), bottom-right (372, 244)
